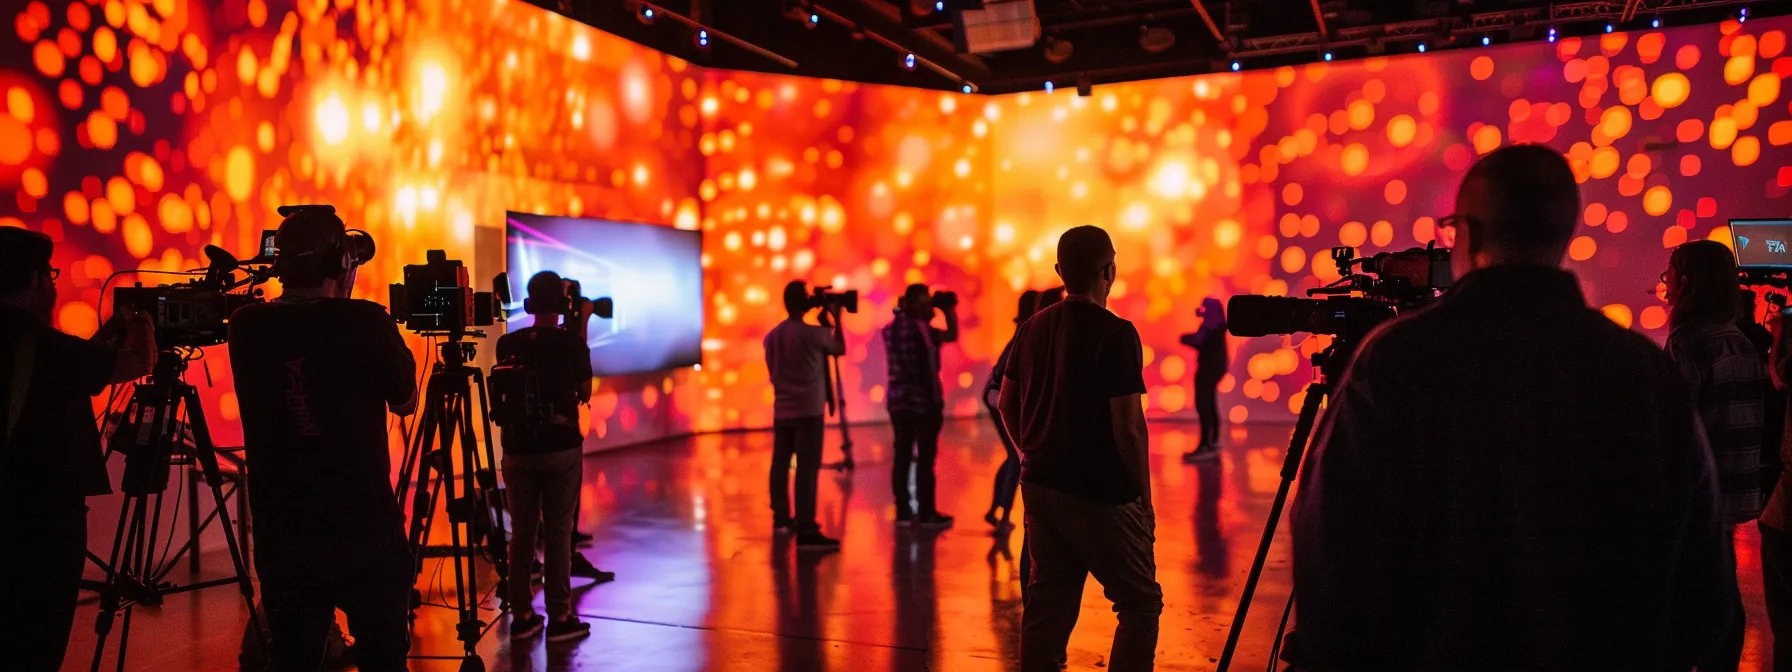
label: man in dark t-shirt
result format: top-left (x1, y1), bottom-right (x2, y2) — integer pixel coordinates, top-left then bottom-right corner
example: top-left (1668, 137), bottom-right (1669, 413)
top-left (228, 208), bottom-right (416, 671)
top-left (998, 226), bottom-right (1162, 672)
top-left (493, 271), bottom-right (597, 643)
top-left (1, 228), bottom-right (155, 671)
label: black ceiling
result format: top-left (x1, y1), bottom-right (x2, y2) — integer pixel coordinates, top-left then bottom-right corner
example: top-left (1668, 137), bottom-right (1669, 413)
top-left (539, 0), bottom-right (1779, 94)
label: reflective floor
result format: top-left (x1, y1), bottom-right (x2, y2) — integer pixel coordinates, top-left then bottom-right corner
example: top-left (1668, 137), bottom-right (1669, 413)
top-left (65, 419), bottom-right (1774, 670)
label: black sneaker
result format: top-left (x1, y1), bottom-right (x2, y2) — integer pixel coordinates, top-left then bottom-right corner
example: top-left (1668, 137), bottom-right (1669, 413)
top-left (571, 553), bottom-right (617, 584)
top-left (1182, 444), bottom-right (1221, 464)
top-left (773, 518), bottom-right (795, 535)
top-left (795, 531), bottom-right (841, 551)
top-left (510, 613), bottom-right (545, 640)
top-left (917, 513), bottom-right (955, 528)
top-left (545, 618), bottom-right (592, 643)
top-left (895, 511), bottom-right (916, 527)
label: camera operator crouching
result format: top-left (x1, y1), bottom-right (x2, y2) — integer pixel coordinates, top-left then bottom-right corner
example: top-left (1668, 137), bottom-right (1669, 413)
top-left (1, 229), bottom-right (156, 670)
top-left (491, 271), bottom-right (604, 643)
top-left (763, 281), bottom-right (847, 550)
top-left (227, 207), bottom-right (418, 671)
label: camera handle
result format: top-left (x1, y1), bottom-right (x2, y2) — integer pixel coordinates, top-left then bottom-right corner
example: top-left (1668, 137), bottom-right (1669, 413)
top-left (1214, 361), bottom-right (1335, 672)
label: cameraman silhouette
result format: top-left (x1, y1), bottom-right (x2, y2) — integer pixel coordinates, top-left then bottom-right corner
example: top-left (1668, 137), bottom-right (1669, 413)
top-left (764, 281), bottom-right (846, 550)
top-left (492, 271), bottom-right (602, 643)
top-left (228, 209), bottom-right (417, 671)
top-left (1289, 145), bottom-right (1730, 670)
top-left (1, 228), bottom-right (155, 671)
top-left (883, 283), bottom-right (960, 528)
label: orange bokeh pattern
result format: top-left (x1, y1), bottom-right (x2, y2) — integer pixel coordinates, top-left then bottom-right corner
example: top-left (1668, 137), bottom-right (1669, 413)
top-left (3, 1), bottom-right (1790, 449)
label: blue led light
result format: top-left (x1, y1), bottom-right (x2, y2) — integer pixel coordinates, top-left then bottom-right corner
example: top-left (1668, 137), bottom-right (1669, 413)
top-left (1547, 27), bottom-right (1557, 43)
top-left (644, 8), bottom-right (654, 18)
top-left (1323, 51), bottom-right (1333, 61)
top-left (1044, 81), bottom-right (1054, 93)
top-left (1481, 35), bottom-right (1491, 46)
top-left (1417, 42), bottom-right (1427, 53)
top-left (1604, 24), bottom-right (1614, 33)
top-left (962, 84), bottom-right (973, 94)
top-left (1740, 7), bottom-right (1749, 22)
top-left (809, 13), bottom-right (819, 24)
top-left (936, 1), bottom-right (945, 10)
top-left (1231, 60), bottom-right (1241, 71)
top-left (698, 30), bottom-right (708, 47)
top-left (1652, 17), bottom-right (1662, 28)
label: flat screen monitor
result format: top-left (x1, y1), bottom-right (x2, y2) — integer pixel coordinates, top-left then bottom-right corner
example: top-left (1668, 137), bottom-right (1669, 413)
top-left (1732, 219), bottom-right (1792, 269)
top-left (505, 212), bottom-right (704, 376)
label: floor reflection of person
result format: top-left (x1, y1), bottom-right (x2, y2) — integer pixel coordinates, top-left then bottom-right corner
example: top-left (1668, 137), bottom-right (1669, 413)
top-left (984, 290), bottom-right (1040, 535)
top-left (1180, 297), bottom-right (1228, 463)
top-left (891, 529), bottom-right (944, 672)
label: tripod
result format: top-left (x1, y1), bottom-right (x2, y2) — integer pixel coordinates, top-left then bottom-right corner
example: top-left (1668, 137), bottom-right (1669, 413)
top-left (394, 334), bottom-right (508, 672)
top-left (823, 352), bottom-right (855, 470)
top-left (1214, 342), bottom-right (1349, 672)
top-left (88, 350), bottom-right (264, 671)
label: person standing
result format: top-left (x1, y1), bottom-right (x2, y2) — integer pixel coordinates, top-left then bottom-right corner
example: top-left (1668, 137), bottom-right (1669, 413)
top-left (883, 283), bottom-right (959, 528)
top-left (983, 290), bottom-right (1040, 535)
top-left (0, 228), bottom-right (155, 671)
top-left (999, 226), bottom-right (1161, 672)
top-left (1180, 296), bottom-right (1228, 463)
top-left (1289, 145), bottom-right (1730, 670)
top-left (1663, 240), bottom-right (1768, 672)
top-left (764, 280), bottom-right (846, 550)
top-left (228, 209), bottom-right (418, 671)
top-left (493, 271), bottom-right (603, 643)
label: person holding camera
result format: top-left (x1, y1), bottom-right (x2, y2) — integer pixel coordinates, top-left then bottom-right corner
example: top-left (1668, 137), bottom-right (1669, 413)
top-left (227, 209), bottom-right (418, 671)
top-left (492, 271), bottom-right (604, 643)
top-left (1179, 296), bottom-right (1228, 464)
top-left (1, 228), bottom-right (156, 671)
top-left (998, 226), bottom-right (1159, 672)
top-left (883, 283), bottom-right (960, 528)
top-left (1288, 145), bottom-right (1730, 670)
top-left (1662, 240), bottom-right (1769, 672)
top-left (763, 281), bottom-right (846, 550)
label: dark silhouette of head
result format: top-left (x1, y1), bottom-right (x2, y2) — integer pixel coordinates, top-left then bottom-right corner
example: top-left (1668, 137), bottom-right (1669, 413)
top-left (1036, 286), bottom-right (1066, 312)
top-left (901, 283), bottom-right (933, 318)
top-left (1666, 240), bottom-right (1740, 328)
top-left (1056, 226), bottom-right (1117, 302)
top-left (784, 280), bottom-right (810, 319)
top-left (1014, 290), bottom-right (1041, 324)
top-left (526, 270), bottom-right (566, 317)
top-left (0, 227), bottom-right (57, 319)
top-left (272, 208), bottom-right (351, 289)
top-left (1453, 144), bottom-right (1580, 276)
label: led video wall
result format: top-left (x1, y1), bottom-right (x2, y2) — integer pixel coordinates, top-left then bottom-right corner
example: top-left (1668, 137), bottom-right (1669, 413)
top-left (2, 0), bottom-right (1788, 451)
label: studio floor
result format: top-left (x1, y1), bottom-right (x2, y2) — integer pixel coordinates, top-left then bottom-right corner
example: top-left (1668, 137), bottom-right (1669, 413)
top-left (64, 418), bottom-right (1775, 671)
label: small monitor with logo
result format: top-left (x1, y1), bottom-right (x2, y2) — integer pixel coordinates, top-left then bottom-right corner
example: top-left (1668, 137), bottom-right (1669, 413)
top-left (1731, 219), bottom-right (1792, 270)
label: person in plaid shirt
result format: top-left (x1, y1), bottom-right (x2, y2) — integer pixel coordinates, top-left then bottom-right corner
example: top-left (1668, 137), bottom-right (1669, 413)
top-left (883, 283), bottom-right (959, 527)
top-left (1663, 239), bottom-right (1768, 672)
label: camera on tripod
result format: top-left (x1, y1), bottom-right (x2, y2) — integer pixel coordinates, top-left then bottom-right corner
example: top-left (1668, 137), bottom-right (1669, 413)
top-left (389, 250), bottom-right (509, 334)
top-left (111, 236), bottom-right (277, 348)
top-left (1228, 245), bottom-right (1452, 340)
top-left (809, 286), bottom-right (859, 313)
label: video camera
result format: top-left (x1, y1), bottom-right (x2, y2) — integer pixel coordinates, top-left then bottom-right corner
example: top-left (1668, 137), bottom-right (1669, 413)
top-left (1229, 245), bottom-right (1452, 341)
top-left (111, 234), bottom-right (278, 348)
top-left (523, 277), bottom-right (614, 323)
top-left (1734, 219), bottom-right (1792, 289)
top-left (809, 286), bottom-right (859, 313)
top-left (932, 290), bottom-right (959, 310)
top-left (389, 250), bottom-right (509, 335)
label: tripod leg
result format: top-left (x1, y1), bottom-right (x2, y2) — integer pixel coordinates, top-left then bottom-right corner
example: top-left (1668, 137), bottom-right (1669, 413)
top-left (90, 493), bottom-right (136, 672)
top-left (408, 381), bottom-right (447, 580)
top-left (188, 464), bottom-right (201, 574)
top-left (1215, 382), bottom-right (1330, 672)
top-left (436, 401), bottom-right (480, 654)
top-left (454, 388), bottom-right (488, 603)
top-left (470, 367), bottom-right (510, 588)
top-left (182, 385), bottom-right (268, 650)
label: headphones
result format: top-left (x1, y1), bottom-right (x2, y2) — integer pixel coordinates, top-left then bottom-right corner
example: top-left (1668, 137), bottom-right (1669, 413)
top-left (272, 205), bottom-right (376, 278)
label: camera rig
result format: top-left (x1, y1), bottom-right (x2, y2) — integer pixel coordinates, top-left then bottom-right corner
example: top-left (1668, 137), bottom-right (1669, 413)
top-left (110, 239), bottom-right (278, 348)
